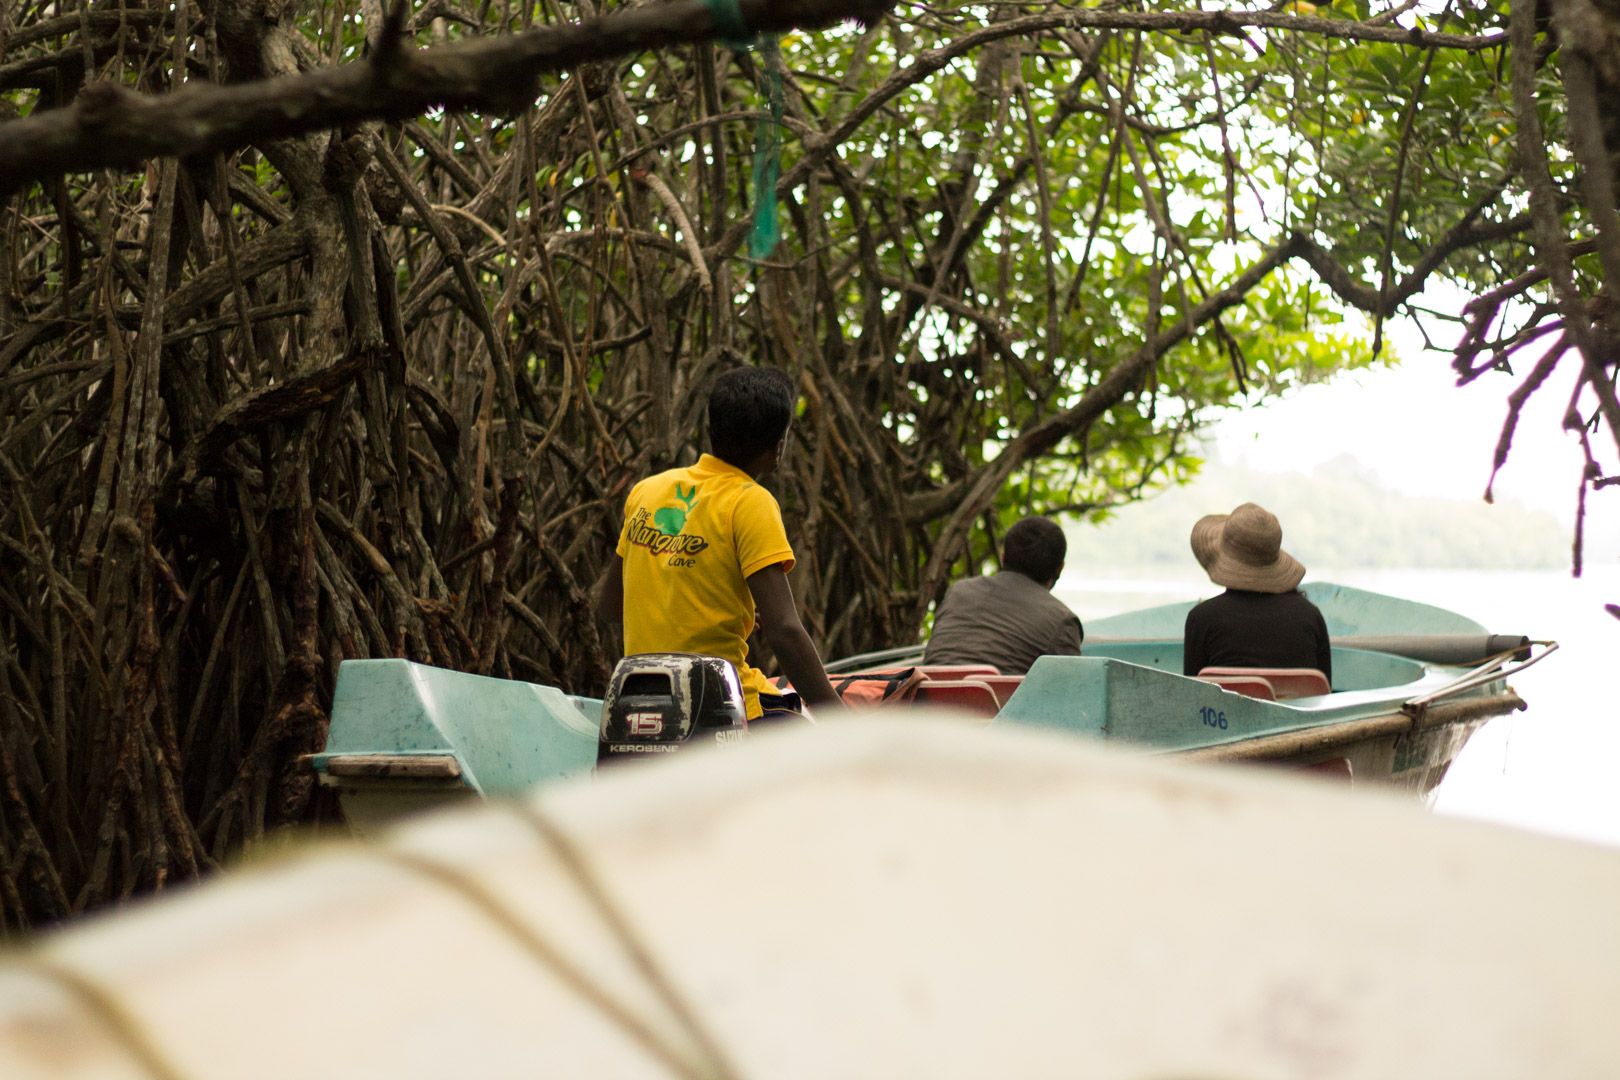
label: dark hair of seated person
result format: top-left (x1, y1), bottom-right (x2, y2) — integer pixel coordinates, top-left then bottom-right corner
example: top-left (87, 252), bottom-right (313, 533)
top-left (708, 367), bottom-right (796, 467)
top-left (1002, 517), bottom-right (1067, 585)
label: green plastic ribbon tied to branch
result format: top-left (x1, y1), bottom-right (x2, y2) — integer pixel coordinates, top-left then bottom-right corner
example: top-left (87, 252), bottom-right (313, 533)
top-left (748, 37), bottom-right (784, 261)
top-left (704, 0), bottom-right (783, 261)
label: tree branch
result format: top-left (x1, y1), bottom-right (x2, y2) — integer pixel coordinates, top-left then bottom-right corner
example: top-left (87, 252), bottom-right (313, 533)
top-left (0, 0), bottom-right (894, 194)
top-left (914, 233), bottom-right (1310, 610)
top-left (1295, 208), bottom-right (1529, 315)
top-left (706, 6), bottom-right (1507, 263)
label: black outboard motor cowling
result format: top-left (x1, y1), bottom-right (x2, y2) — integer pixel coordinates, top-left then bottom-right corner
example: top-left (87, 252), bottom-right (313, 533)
top-left (598, 653), bottom-right (747, 766)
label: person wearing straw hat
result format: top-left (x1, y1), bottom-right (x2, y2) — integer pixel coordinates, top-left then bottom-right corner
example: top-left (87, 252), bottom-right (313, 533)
top-left (1190, 513), bottom-right (1224, 575)
top-left (1182, 503), bottom-right (1332, 683)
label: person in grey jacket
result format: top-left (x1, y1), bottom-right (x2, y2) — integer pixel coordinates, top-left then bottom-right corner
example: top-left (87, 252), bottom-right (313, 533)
top-left (923, 517), bottom-right (1083, 676)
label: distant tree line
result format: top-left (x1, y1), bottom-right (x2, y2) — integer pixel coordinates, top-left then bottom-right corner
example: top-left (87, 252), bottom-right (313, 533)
top-left (1066, 460), bottom-right (1572, 572)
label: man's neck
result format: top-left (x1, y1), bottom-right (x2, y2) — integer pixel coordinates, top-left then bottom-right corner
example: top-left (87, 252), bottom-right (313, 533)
top-left (1001, 568), bottom-right (1056, 591)
top-left (715, 453), bottom-right (772, 480)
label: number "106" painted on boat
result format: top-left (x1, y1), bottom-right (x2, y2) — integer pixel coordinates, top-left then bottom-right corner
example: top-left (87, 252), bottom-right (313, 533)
top-left (1198, 706), bottom-right (1228, 730)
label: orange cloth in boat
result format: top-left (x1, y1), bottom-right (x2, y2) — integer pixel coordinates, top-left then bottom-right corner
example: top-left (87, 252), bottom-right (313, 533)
top-left (616, 454), bottom-right (795, 720)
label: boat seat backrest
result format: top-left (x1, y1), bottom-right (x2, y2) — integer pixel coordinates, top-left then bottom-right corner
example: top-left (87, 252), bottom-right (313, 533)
top-left (976, 675), bottom-right (1026, 708)
top-left (1197, 667), bottom-right (1331, 701)
top-left (916, 664), bottom-right (1002, 680)
top-left (913, 679), bottom-right (1001, 718)
top-left (1196, 674), bottom-right (1277, 701)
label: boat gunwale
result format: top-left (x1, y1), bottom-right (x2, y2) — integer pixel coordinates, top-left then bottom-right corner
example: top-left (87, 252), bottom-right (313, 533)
top-left (983, 646), bottom-right (1512, 754)
top-left (835, 643), bottom-right (1493, 711)
top-left (1172, 689), bottom-right (1525, 763)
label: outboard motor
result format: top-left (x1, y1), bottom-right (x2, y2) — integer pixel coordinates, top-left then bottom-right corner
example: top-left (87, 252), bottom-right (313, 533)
top-left (598, 653), bottom-right (747, 767)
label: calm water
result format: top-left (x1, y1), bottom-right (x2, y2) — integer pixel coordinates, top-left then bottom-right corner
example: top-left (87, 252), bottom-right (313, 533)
top-left (1055, 565), bottom-right (1620, 849)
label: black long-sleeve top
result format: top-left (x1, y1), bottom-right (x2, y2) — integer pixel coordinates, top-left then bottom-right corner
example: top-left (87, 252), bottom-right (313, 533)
top-left (1182, 588), bottom-right (1332, 685)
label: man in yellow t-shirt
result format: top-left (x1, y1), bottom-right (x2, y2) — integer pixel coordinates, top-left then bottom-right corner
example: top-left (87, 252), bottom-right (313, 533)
top-left (598, 367), bottom-right (842, 722)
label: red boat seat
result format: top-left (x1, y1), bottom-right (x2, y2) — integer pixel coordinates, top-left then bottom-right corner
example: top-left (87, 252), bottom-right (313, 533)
top-left (977, 675), bottom-right (1026, 708)
top-left (916, 664), bottom-right (1002, 680)
top-left (913, 679), bottom-right (1000, 718)
top-left (1198, 667), bottom-right (1331, 701)
top-left (1196, 673), bottom-right (1277, 701)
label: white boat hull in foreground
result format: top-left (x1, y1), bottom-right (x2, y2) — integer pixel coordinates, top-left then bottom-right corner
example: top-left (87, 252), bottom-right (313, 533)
top-left (2, 719), bottom-right (1617, 1078)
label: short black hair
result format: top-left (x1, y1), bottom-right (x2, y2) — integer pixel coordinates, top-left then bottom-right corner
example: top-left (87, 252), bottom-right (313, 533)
top-left (1002, 517), bottom-right (1066, 583)
top-left (708, 366), bottom-right (795, 466)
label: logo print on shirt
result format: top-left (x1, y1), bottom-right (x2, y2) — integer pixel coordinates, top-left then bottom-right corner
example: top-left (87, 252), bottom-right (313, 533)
top-left (625, 506), bottom-right (710, 559)
top-left (653, 483), bottom-right (698, 535)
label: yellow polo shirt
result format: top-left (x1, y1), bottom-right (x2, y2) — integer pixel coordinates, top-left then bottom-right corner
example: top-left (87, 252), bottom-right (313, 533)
top-left (615, 454), bottom-right (795, 719)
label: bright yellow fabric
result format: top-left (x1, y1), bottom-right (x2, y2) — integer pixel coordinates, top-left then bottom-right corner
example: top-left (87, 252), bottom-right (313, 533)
top-left (616, 454), bottom-right (795, 719)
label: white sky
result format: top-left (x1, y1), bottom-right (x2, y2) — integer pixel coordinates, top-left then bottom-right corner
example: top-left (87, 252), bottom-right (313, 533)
top-left (1209, 298), bottom-right (1617, 536)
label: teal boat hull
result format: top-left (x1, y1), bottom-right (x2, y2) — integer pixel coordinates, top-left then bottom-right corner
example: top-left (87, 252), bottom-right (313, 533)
top-left (306, 661), bottom-right (602, 832)
top-left (997, 651), bottom-right (1508, 794)
top-left (963, 582), bottom-right (1516, 793)
top-left (310, 584), bottom-right (1521, 827)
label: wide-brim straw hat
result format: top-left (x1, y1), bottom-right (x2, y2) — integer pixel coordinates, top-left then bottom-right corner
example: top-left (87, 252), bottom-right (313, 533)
top-left (1189, 514), bottom-right (1224, 573)
top-left (1200, 503), bottom-right (1305, 594)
